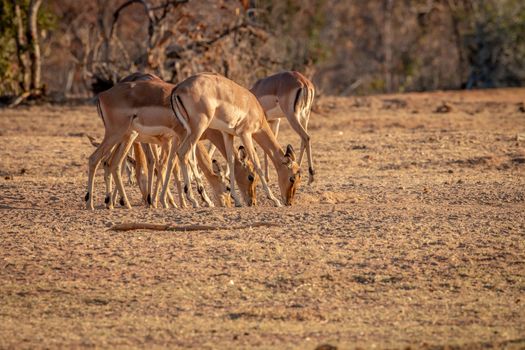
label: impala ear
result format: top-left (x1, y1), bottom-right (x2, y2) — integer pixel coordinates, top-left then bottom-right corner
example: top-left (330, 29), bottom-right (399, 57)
top-left (86, 135), bottom-right (100, 148)
top-left (212, 159), bottom-right (222, 176)
top-left (285, 144), bottom-right (296, 162)
top-left (238, 145), bottom-right (247, 162)
top-left (126, 156), bottom-right (136, 167)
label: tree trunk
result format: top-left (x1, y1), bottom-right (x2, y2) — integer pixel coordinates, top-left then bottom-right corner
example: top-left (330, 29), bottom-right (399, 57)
top-left (27, 0), bottom-right (43, 92)
top-left (384, 0), bottom-right (394, 93)
top-left (12, 1), bottom-right (31, 92)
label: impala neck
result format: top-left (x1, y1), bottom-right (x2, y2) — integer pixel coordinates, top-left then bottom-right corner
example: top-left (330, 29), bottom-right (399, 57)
top-left (253, 120), bottom-right (284, 168)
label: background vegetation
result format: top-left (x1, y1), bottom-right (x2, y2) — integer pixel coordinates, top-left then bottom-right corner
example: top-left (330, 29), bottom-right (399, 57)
top-left (0, 0), bottom-right (524, 103)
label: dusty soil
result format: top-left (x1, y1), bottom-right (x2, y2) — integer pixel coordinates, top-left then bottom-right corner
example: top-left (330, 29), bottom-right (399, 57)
top-left (1, 88), bottom-right (524, 349)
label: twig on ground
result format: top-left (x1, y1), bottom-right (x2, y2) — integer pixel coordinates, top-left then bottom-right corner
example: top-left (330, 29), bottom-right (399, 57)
top-left (109, 221), bottom-right (279, 232)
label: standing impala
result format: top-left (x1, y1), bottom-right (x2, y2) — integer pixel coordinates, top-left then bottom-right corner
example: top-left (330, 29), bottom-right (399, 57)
top-left (250, 71), bottom-right (315, 184)
top-left (86, 78), bottom-right (218, 210)
top-left (86, 77), bottom-right (257, 210)
top-left (104, 73), bottom-right (257, 208)
top-left (169, 72), bottom-right (301, 207)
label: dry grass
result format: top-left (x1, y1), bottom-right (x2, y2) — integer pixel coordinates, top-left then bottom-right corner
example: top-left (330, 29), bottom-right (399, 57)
top-left (0, 88), bottom-right (524, 349)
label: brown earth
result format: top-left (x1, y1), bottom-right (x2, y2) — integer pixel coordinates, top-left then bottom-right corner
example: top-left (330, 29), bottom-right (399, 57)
top-left (0, 88), bottom-right (524, 349)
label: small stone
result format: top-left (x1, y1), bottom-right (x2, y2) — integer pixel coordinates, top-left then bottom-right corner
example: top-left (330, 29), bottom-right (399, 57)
top-left (316, 344), bottom-right (338, 350)
top-left (435, 102), bottom-right (452, 113)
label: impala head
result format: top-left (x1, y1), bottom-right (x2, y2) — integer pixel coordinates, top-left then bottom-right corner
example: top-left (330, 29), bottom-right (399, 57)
top-left (235, 145), bottom-right (258, 206)
top-left (212, 159), bottom-right (233, 207)
top-left (279, 144), bottom-right (301, 206)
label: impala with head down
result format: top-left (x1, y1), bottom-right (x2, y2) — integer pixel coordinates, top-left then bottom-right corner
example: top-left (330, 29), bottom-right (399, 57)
top-left (170, 72), bottom-right (301, 207)
top-left (86, 78), bottom-right (221, 210)
top-left (109, 73), bottom-right (258, 208)
top-left (251, 71), bottom-right (315, 184)
top-left (86, 75), bottom-right (258, 210)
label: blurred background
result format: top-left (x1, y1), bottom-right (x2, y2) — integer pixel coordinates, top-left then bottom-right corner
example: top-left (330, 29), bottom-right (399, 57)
top-left (1, 0), bottom-right (525, 104)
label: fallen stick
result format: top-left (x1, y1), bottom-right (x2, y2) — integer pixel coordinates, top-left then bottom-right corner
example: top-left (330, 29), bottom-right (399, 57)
top-left (110, 221), bottom-right (280, 232)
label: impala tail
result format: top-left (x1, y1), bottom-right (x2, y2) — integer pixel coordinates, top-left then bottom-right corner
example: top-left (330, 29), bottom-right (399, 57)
top-left (96, 97), bottom-right (106, 128)
top-left (293, 85), bottom-right (314, 115)
top-left (170, 90), bottom-right (191, 147)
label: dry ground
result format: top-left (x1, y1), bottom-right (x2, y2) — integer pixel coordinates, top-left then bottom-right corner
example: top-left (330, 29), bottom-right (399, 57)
top-left (0, 89), bottom-right (524, 349)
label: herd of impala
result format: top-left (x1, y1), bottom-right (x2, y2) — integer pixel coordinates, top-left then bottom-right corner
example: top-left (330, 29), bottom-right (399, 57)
top-left (85, 71), bottom-right (315, 210)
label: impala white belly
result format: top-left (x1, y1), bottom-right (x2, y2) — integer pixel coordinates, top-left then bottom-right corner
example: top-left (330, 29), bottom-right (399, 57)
top-left (209, 117), bottom-right (236, 134)
top-left (127, 106), bottom-right (177, 137)
top-left (132, 121), bottom-right (176, 137)
top-left (257, 95), bottom-right (284, 120)
top-left (265, 104), bottom-right (285, 120)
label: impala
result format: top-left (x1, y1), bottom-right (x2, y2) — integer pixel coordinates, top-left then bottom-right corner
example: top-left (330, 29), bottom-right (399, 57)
top-left (86, 77), bottom-right (258, 209)
top-left (86, 79), bottom-right (217, 210)
top-left (250, 71), bottom-right (315, 184)
top-left (122, 73), bottom-right (258, 207)
top-left (169, 72), bottom-right (301, 207)
top-left (98, 72), bottom-right (258, 208)
top-left (202, 129), bottom-right (258, 206)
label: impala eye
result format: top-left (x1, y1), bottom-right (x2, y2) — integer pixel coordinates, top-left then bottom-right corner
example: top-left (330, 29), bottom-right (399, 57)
top-left (289, 176), bottom-right (295, 183)
top-left (248, 174), bottom-right (254, 182)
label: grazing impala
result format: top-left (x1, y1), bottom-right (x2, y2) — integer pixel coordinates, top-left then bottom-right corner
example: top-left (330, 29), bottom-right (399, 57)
top-left (118, 73), bottom-right (258, 207)
top-left (169, 72), bottom-right (301, 207)
top-left (86, 79), bottom-right (218, 210)
top-left (105, 73), bottom-right (257, 208)
top-left (250, 71), bottom-right (315, 184)
top-left (86, 77), bottom-right (257, 210)
top-left (202, 129), bottom-right (258, 206)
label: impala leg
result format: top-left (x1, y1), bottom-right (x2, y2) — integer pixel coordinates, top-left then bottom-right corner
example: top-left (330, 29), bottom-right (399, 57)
top-left (124, 153), bottom-right (136, 186)
top-left (107, 142), bottom-right (126, 207)
top-left (166, 188), bottom-right (177, 208)
top-left (111, 187), bottom-right (119, 207)
top-left (102, 157), bottom-right (114, 209)
top-left (160, 139), bottom-right (178, 209)
top-left (172, 155), bottom-right (187, 208)
top-left (110, 132), bottom-right (138, 209)
top-left (297, 114), bottom-right (309, 166)
top-left (151, 144), bottom-right (165, 208)
top-left (240, 133), bottom-right (282, 207)
top-left (132, 142), bottom-right (149, 205)
top-left (264, 119), bottom-right (280, 183)
top-left (156, 142), bottom-right (177, 208)
top-left (143, 143), bottom-right (156, 208)
top-left (86, 134), bottom-right (121, 210)
top-left (177, 138), bottom-right (201, 208)
top-left (189, 144), bottom-right (214, 207)
top-left (178, 155), bottom-right (198, 208)
top-left (223, 133), bottom-right (243, 207)
top-left (208, 143), bottom-right (217, 158)
top-left (287, 112), bottom-right (314, 184)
